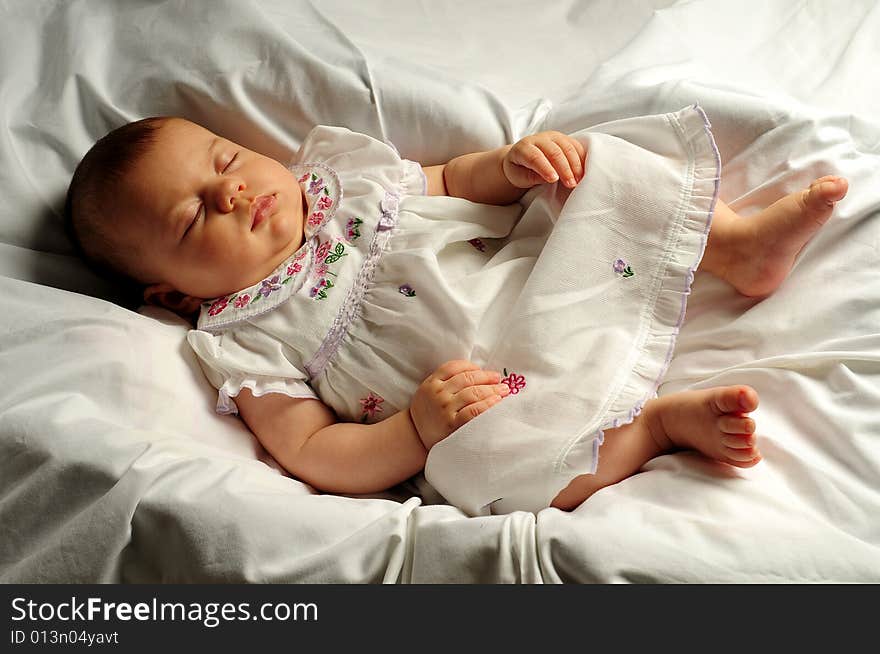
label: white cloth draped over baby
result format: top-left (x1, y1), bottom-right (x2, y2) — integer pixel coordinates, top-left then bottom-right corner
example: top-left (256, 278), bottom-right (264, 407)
top-left (187, 104), bottom-right (720, 516)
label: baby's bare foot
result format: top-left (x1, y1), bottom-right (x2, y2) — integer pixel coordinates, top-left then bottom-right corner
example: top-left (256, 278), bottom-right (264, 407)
top-left (726, 176), bottom-right (848, 297)
top-left (649, 386), bottom-right (762, 468)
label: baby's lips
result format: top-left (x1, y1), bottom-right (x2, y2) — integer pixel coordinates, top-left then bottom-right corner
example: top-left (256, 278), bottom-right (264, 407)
top-left (251, 193), bottom-right (276, 229)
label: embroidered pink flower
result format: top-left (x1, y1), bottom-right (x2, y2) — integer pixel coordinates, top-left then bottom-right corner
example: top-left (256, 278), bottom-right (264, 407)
top-left (501, 368), bottom-right (526, 395)
top-left (359, 392), bottom-right (385, 422)
top-left (314, 263), bottom-right (329, 277)
top-left (287, 262), bottom-right (302, 276)
top-left (234, 294), bottom-right (251, 309)
top-left (316, 195), bottom-right (333, 210)
top-left (310, 278), bottom-right (333, 299)
top-left (297, 172), bottom-right (310, 183)
top-left (207, 297), bottom-right (229, 316)
top-left (308, 177), bottom-right (324, 195)
top-left (315, 240), bottom-right (332, 260)
top-left (308, 211), bottom-right (324, 227)
top-left (346, 217), bottom-right (363, 242)
top-left (259, 276), bottom-right (282, 298)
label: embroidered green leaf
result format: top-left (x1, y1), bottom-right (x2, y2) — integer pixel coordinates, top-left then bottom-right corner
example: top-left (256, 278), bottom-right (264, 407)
top-left (324, 243), bottom-right (347, 264)
top-left (252, 294), bottom-right (262, 303)
top-left (282, 277), bottom-right (291, 284)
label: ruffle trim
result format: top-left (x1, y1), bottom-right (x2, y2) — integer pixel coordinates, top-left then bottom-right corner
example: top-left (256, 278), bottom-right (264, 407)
top-left (401, 158), bottom-right (428, 196)
top-left (216, 376), bottom-right (319, 415)
top-left (554, 104), bottom-right (721, 483)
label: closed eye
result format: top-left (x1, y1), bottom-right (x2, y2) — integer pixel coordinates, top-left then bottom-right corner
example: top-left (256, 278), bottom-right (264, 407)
top-left (182, 203), bottom-right (204, 239)
top-left (222, 152), bottom-right (239, 173)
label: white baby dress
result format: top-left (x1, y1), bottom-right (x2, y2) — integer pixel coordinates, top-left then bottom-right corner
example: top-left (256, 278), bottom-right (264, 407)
top-left (187, 105), bottom-right (720, 516)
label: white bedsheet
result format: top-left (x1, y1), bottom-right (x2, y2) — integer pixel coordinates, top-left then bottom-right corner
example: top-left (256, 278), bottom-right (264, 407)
top-left (1, 0), bottom-right (878, 582)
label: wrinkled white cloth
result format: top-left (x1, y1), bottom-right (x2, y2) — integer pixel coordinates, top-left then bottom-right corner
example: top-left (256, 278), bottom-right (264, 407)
top-left (187, 105), bottom-right (719, 515)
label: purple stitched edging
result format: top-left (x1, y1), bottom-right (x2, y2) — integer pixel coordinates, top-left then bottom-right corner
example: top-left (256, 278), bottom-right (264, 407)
top-left (304, 191), bottom-right (400, 380)
top-left (560, 104), bottom-right (722, 478)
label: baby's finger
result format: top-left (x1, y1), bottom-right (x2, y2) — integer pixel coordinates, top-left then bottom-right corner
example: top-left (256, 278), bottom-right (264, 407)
top-left (512, 143), bottom-right (560, 183)
top-left (553, 135), bottom-right (586, 185)
top-left (445, 368), bottom-right (503, 394)
top-left (432, 359), bottom-right (481, 382)
top-left (538, 140), bottom-right (576, 188)
top-left (451, 383), bottom-right (510, 411)
top-left (452, 394), bottom-right (504, 429)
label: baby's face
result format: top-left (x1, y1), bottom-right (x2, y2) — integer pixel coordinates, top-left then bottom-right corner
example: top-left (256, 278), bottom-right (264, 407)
top-left (117, 118), bottom-right (305, 299)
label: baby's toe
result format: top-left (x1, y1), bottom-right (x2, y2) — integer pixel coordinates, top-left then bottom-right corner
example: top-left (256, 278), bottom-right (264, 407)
top-left (724, 444), bottom-right (761, 462)
top-left (712, 385), bottom-right (759, 415)
top-left (727, 454), bottom-right (762, 468)
top-left (719, 416), bottom-right (756, 435)
top-left (807, 176), bottom-right (848, 208)
top-left (721, 431), bottom-right (756, 449)
top-left (721, 432), bottom-right (760, 465)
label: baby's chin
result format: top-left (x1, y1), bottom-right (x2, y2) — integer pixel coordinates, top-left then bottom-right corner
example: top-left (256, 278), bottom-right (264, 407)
top-left (216, 248), bottom-right (302, 297)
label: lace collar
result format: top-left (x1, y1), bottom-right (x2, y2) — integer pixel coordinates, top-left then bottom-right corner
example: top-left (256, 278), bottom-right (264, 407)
top-left (195, 162), bottom-right (342, 332)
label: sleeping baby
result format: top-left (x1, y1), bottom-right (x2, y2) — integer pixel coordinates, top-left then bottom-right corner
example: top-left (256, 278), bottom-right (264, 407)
top-left (64, 108), bottom-right (848, 514)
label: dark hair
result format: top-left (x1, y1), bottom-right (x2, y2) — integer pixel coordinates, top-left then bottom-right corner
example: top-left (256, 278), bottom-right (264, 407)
top-left (64, 116), bottom-right (170, 297)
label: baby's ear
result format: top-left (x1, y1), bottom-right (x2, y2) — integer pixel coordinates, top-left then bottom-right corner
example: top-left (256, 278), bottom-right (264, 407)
top-left (143, 283), bottom-right (203, 317)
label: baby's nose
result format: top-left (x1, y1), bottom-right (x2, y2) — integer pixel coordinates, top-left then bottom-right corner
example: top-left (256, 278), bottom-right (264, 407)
top-left (214, 178), bottom-right (246, 213)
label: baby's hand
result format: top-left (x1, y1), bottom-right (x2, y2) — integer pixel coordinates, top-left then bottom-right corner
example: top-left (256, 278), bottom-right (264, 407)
top-left (502, 131), bottom-right (587, 190)
top-left (409, 359), bottom-right (510, 451)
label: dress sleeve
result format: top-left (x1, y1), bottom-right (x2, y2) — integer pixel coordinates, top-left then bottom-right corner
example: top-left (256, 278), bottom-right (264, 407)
top-left (296, 125), bottom-right (427, 197)
top-left (400, 158), bottom-right (428, 196)
top-left (187, 327), bottom-right (317, 416)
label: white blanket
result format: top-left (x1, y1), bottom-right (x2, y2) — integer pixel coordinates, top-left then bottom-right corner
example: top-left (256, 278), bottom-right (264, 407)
top-left (1, 0), bottom-right (878, 582)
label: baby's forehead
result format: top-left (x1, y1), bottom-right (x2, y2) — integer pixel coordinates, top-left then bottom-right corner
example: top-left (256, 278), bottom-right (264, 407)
top-left (155, 117), bottom-right (217, 149)
top-left (123, 119), bottom-right (214, 183)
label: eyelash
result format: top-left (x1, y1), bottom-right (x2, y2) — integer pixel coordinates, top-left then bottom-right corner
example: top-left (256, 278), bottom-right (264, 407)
top-left (222, 152), bottom-right (238, 173)
top-left (184, 203), bottom-right (204, 237)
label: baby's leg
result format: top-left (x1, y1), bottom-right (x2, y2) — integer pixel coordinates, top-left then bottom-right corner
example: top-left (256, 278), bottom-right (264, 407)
top-left (698, 176), bottom-right (848, 297)
top-left (550, 386), bottom-right (760, 511)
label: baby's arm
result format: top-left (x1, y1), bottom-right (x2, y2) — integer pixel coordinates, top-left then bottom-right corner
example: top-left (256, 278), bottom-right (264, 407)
top-left (233, 360), bottom-right (508, 495)
top-left (235, 389), bottom-right (426, 494)
top-left (423, 131), bottom-right (587, 205)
